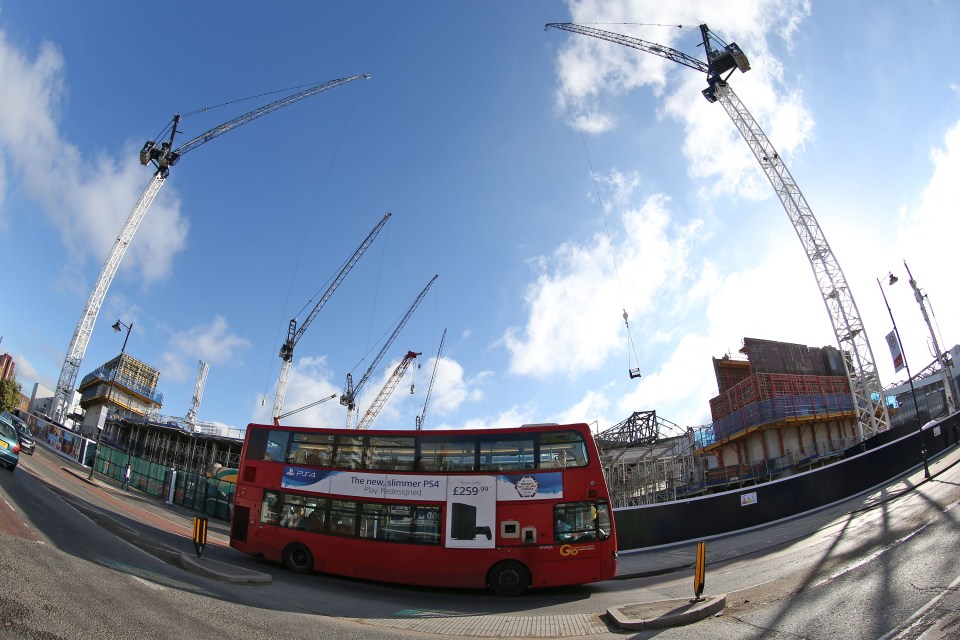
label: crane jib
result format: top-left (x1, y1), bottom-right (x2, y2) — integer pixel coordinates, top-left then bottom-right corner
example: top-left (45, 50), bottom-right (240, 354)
top-left (139, 74), bottom-right (370, 174)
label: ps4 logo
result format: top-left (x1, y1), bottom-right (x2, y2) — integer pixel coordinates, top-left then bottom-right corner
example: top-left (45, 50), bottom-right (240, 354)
top-left (284, 466), bottom-right (319, 480)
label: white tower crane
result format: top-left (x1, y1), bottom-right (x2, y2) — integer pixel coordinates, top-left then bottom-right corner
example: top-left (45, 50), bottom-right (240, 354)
top-left (273, 212), bottom-right (392, 423)
top-left (356, 351), bottom-right (421, 430)
top-left (51, 74), bottom-right (370, 423)
top-left (341, 275), bottom-right (438, 427)
top-left (416, 328), bottom-right (446, 430)
top-left (546, 23), bottom-right (890, 441)
top-left (185, 360), bottom-right (209, 432)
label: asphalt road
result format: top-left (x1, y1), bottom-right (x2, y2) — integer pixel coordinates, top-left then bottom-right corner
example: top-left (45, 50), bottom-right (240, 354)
top-left (0, 442), bottom-right (957, 639)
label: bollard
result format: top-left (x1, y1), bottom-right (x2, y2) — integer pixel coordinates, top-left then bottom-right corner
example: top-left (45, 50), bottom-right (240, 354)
top-left (193, 516), bottom-right (208, 558)
top-left (692, 540), bottom-right (706, 602)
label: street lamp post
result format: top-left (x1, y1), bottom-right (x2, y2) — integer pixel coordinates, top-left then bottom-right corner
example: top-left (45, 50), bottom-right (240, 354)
top-left (903, 261), bottom-right (957, 416)
top-left (878, 276), bottom-right (929, 479)
top-left (87, 320), bottom-right (132, 480)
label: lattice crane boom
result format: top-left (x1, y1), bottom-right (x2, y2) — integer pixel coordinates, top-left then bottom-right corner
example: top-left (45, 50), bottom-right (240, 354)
top-left (273, 211), bottom-right (392, 422)
top-left (185, 360), bottom-right (210, 430)
top-left (51, 74), bottom-right (370, 423)
top-left (341, 275), bottom-right (438, 427)
top-left (356, 351), bottom-right (420, 430)
top-left (545, 22), bottom-right (889, 440)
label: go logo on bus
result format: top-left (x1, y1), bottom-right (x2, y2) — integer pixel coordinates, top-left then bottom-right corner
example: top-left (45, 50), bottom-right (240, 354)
top-left (559, 544), bottom-right (595, 557)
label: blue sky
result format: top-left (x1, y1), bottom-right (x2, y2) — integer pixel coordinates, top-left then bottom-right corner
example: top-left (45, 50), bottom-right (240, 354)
top-left (2, 0), bottom-right (958, 436)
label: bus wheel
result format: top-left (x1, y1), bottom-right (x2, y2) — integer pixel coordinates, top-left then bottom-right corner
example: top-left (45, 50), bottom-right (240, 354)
top-left (282, 543), bottom-right (314, 574)
top-left (486, 560), bottom-right (530, 597)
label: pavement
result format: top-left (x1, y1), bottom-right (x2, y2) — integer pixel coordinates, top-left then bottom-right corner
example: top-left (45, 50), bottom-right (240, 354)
top-left (47, 442), bottom-right (960, 634)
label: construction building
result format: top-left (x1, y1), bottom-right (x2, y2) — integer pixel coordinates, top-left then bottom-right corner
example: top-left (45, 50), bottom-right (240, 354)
top-left (599, 337), bottom-right (863, 508)
top-left (77, 353), bottom-right (163, 438)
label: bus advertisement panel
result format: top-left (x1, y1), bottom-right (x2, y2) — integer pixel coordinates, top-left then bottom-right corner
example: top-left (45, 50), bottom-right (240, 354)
top-left (229, 422), bottom-right (617, 595)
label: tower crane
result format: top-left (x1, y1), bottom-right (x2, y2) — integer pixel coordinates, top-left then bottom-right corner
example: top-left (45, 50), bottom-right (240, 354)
top-left (545, 23), bottom-right (889, 441)
top-left (341, 275), bottom-right (438, 427)
top-left (51, 74), bottom-right (370, 423)
top-left (273, 212), bottom-right (392, 423)
top-left (356, 351), bottom-right (421, 430)
top-left (185, 360), bottom-right (210, 432)
top-left (416, 328), bottom-right (446, 430)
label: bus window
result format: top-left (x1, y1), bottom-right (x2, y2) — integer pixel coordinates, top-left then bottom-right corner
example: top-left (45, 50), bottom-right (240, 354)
top-left (288, 432), bottom-right (334, 466)
top-left (360, 503), bottom-right (389, 539)
top-left (279, 494), bottom-right (309, 529)
top-left (539, 431), bottom-right (588, 469)
top-left (367, 436), bottom-right (416, 471)
top-left (264, 431), bottom-right (291, 463)
top-left (419, 438), bottom-right (476, 472)
top-left (333, 436), bottom-right (364, 469)
top-left (260, 491), bottom-right (281, 525)
top-left (554, 502), bottom-right (600, 543)
top-left (412, 505), bottom-right (441, 544)
top-left (329, 500), bottom-right (357, 536)
top-left (479, 439), bottom-right (534, 471)
top-left (305, 497), bottom-right (328, 533)
top-left (596, 500), bottom-right (612, 541)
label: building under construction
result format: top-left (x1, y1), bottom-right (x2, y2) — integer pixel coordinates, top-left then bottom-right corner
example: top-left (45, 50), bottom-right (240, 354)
top-left (598, 337), bottom-right (864, 508)
top-left (77, 353), bottom-right (163, 438)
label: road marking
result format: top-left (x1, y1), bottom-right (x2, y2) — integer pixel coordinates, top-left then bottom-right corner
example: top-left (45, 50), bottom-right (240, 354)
top-left (877, 572), bottom-right (960, 640)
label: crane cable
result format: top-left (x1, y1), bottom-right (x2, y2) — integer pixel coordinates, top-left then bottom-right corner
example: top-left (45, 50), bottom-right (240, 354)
top-left (258, 82), bottom-right (369, 406)
top-left (547, 32), bottom-right (642, 380)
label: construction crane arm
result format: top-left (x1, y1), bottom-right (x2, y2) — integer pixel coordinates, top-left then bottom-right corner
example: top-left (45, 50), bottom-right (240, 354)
top-left (291, 212), bottom-right (391, 348)
top-left (341, 274), bottom-right (438, 413)
top-left (546, 23), bottom-right (708, 74)
top-left (416, 328), bottom-right (446, 430)
top-left (356, 351), bottom-right (420, 430)
top-left (545, 23), bottom-right (749, 101)
top-left (276, 393), bottom-right (338, 422)
top-left (547, 22), bottom-right (889, 441)
top-left (141, 74), bottom-right (370, 174)
top-left (52, 75), bottom-right (367, 423)
top-left (272, 212), bottom-right (391, 421)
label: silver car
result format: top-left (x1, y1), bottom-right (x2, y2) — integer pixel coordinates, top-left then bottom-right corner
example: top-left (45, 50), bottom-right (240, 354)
top-left (0, 412), bottom-right (34, 455)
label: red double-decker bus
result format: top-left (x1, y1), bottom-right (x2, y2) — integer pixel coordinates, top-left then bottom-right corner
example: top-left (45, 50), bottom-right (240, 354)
top-left (229, 422), bottom-right (617, 595)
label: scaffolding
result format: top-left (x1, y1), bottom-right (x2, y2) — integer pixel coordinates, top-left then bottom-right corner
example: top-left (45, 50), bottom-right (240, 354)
top-left (597, 411), bottom-right (704, 507)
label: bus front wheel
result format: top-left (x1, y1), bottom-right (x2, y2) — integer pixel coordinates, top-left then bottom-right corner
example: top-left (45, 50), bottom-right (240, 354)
top-left (282, 543), bottom-right (314, 574)
top-left (486, 560), bottom-right (530, 597)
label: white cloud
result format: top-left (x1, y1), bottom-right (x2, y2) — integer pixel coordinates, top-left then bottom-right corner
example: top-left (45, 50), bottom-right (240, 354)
top-left (555, 0), bottom-right (814, 200)
top-left (0, 28), bottom-right (188, 287)
top-left (503, 183), bottom-right (707, 379)
top-left (260, 355), bottom-right (343, 427)
top-left (161, 316), bottom-right (250, 383)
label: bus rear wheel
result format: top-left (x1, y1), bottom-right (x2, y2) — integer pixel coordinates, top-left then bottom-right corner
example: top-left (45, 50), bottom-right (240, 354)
top-left (486, 560), bottom-right (530, 597)
top-left (282, 543), bottom-right (314, 574)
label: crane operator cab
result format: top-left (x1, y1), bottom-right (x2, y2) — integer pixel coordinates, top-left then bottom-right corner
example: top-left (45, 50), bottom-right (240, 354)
top-left (700, 23), bottom-right (751, 104)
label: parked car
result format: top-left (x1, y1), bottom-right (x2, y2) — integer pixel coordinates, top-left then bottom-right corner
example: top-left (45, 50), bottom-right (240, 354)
top-left (0, 412), bottom-right (34, 455)
top-left (0, 418), bottom-right (20, 470)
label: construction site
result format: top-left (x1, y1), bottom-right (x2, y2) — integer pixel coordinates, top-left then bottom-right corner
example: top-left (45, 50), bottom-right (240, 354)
top-left (597, 336), bottom-right (960, 509)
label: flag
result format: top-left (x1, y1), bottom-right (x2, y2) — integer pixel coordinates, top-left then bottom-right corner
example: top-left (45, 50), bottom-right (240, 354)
top-left (886, 330), bottom-right (904, 372)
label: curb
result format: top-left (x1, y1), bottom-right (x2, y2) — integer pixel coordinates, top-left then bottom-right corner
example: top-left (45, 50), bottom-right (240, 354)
top-left (607, 595), bottom-right (726, 630)
top-left (179, 553), bottom-right (273, 585)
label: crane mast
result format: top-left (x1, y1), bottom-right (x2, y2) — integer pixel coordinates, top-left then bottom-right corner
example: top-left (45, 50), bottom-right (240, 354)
top-left (51, 74), bottom-right (370, 423)
top-left (545, 22), bottom-right (889, 440)
top-left (185, 360), bottom-right (210, 431)
top-left (341, 274), bottom-right (438, 427)
top-left (273, 212), bottom-right (392, 422)
top-left (356, 351), bottom-right (420, 430)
